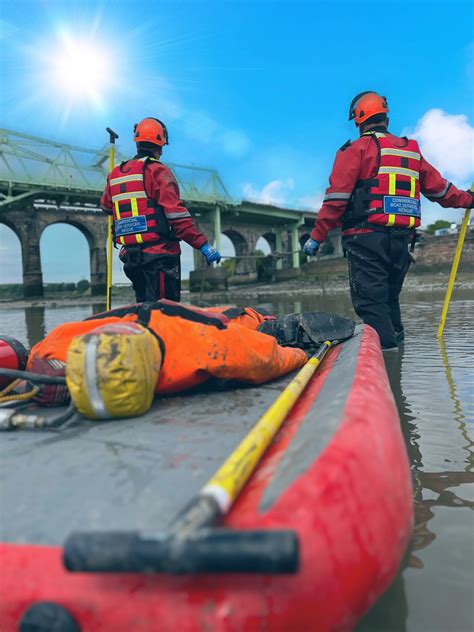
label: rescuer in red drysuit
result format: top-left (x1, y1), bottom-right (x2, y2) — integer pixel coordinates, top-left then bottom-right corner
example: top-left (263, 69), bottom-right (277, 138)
top-left (303, 92), bottom-right (474, 349)
top-left (101, 117), bottom-right (221, 303)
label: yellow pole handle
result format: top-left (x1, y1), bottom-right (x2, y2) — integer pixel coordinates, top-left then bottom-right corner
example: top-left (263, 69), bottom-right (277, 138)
top-left (106, 215), bottom-right (113, 311)
top-left (105, 128), bottom-right (118, 311)
top-left (437, 183), bottom-right (473, 338)
top-left (202, 341), bottom-right (332, 512)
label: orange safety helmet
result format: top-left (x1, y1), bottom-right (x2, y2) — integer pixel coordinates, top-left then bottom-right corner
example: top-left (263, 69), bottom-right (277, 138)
top-left (133, 117), bottom-right (169, 146)
top-left (348, 92), bottom-right (389, 126)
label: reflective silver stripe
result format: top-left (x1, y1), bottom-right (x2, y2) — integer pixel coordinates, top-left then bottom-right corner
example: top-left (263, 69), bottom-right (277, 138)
top-left (165, 210), bottom-right (191, 219)
top-left (324, 192), bottom-right (352, 201)
top-left (84, 336), bottom-right (109, 419)
top-left (378, 166), bottom-right (419, 179)
top-left (110, 174), bottom-right (143, 186)
top-left (425, 181), bottom-right (451, 199)
top-left (380, 148), bottom-right (420, 160)
top-left (111, 191), bottom-right (148, 203)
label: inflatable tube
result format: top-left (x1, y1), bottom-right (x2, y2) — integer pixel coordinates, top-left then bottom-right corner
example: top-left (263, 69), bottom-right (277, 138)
top-left (0, 325), bottom-right (412, 631)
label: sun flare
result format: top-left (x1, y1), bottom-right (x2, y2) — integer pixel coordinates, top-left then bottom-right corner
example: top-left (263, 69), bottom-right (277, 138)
top-left (51, 38), bottom-right (110, 103)
top-left (32, 28), bottom-right (115, 121)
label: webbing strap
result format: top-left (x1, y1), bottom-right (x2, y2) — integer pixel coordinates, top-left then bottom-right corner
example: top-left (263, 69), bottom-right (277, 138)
top-left (386, 214), bottom-right (396, 226)
top-left (388, 173), bottom-right (396, 195)
top-left (114, 201), bottom-right (126, 245)
top-left (130, 198), bottom-right (143, 244)
top-left (408, 217), bottom-right (415, 228)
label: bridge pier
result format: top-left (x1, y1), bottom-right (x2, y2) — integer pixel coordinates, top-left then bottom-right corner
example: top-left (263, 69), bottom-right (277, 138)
top-left (90, 246), bottom-right (107, 296)
top-left (21, 216), bottom-right (44, 298)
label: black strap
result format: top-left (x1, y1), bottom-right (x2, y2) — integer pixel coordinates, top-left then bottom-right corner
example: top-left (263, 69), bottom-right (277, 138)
top-left (86, 300), bottom-right (228, 330)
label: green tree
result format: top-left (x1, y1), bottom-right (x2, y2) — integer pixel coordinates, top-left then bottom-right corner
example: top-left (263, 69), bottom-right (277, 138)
top-left (77, 278), bottom-right (91, 293)
top-left (426, 220), bottom-right (451, 235)
top-left (256, 250), bottom-right (273, 282)
top-left (221, 258), bottom-right (236, 277)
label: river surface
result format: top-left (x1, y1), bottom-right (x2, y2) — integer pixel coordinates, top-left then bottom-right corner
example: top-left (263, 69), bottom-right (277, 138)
top-left (0, 289), bottom-right (473, 631)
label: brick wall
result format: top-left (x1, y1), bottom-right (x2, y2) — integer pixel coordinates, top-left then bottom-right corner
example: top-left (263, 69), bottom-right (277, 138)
top-left (415, 230), bottom-right (474, 271)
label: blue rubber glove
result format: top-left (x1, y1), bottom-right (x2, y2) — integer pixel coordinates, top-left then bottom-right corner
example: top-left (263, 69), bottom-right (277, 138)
top-left (200, 242), bottom-right (222, 265)
top-left (303, 238), bottom-right (320, 256)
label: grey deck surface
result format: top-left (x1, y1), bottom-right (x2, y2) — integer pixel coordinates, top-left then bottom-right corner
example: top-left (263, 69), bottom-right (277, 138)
top-left (0, 375), bottom-right (295, 546)
top-left (0, 329), bottom-right (363, 547)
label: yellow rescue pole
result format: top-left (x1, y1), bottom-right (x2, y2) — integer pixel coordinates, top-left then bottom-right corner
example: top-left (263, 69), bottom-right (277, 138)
top-left (437, 183), bottom-right (473, 338)
top-left (200, 340), bottom-right (332, 513)
top-left (105, 127), bottom-right (119, 311)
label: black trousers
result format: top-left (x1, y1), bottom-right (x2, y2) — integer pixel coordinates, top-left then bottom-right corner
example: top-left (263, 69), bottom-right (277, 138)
top-left (119, 247), bottom-right (181, 303)
top-left (342, 230), bottom-right (412, 349)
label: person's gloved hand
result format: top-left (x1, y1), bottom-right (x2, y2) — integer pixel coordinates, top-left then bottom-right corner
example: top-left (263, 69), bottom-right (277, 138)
top-left (200, 242), bottom-right (222, 265)
top-left (303, 238), bottom-right (320, 256)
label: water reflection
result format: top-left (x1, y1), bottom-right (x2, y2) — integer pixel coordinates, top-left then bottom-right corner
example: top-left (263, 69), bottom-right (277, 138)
top-left (25, 306), bottom-right (46, 349)
top-left (359, 327), bottom-right (474, 631)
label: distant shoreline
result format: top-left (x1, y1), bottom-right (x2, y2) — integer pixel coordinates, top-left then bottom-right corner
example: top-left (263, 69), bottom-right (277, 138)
top-left (0, 270), bottom-right (473, 310)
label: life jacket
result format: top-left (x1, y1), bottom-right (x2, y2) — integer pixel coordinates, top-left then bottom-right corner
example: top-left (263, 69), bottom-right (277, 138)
top-left (109, 158), bottom-right (174, 247)
top-left (27, 301), bottom-right (307, 396)
top-left (343, 133), bottom-right (422, 230)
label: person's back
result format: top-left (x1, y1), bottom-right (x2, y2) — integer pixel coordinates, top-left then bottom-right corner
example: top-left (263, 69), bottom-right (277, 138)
top-left (304, 92), bottom-right (473, 349)
top-left (101, 117), bottom-right (221, 303)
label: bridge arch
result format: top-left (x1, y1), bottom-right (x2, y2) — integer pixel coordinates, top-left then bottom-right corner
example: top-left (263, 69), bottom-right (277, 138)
top-left (0, 222), bottom-right (23, 286)
top-left (37, 216), bottom-right (107, 296)
top-left (39, 223), bottom-right (91, 291)
top-left (222, 228), bottom-right (249, 276)
top-left (257, 233), bottom-right (275, 254)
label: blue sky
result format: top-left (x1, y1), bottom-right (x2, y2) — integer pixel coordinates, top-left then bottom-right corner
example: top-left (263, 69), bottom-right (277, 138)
top-left (1, 0), bottom-right (473, 283)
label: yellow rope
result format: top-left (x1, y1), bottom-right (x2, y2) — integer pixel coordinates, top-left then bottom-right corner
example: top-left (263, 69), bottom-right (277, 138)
top-left (0, 385), bottom-right (39, 403)
top-left (0, 379), bottom-right (21, 397)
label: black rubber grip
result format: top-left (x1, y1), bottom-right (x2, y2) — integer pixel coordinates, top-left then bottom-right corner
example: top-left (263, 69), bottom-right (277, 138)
top-left (64, 528), bottom-right (299, 574)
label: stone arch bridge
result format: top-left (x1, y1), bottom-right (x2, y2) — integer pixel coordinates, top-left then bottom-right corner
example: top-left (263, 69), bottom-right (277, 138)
top-left (0, 129), bottom-right (342, 297)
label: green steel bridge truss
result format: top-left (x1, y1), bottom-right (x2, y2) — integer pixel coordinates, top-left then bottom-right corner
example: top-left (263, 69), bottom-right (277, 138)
top-left (0, 128), bottom-right (232, 209)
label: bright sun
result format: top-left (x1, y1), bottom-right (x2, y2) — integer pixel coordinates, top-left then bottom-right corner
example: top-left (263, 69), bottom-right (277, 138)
top-left (52, 39), bottom-right (109, 103)
top-left (37, 30), bottom-right (113, 113)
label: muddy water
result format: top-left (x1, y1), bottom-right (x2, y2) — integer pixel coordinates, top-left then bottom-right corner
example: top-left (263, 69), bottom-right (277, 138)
top-left (0, 289), bottom-right (473, 631)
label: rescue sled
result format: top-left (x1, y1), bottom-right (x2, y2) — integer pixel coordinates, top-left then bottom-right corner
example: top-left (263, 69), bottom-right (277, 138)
top-left (0, 324), bottom-right (413, 632)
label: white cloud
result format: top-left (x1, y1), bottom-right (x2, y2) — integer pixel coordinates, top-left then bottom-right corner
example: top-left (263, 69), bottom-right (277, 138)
top-left (242, 178), bottom-right (295, 206)
top-left (404, 109), bottom-right (474, 182)
top-left (296, 191), bottom-right (324, 211)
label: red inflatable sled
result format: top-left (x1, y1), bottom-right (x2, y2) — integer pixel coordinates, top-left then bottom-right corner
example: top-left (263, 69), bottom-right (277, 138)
top-left (0, 325), bottom-right (412, 631)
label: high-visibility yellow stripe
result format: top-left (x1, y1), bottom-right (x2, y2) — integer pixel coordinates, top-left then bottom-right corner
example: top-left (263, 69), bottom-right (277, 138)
top-left (110, 174), bottom-right (143, 186)
top-left (111, 191), bottom-right (148, 203)
top-left (386, 214), bottom-right (396, 226)
top-left (130, 197), bottom-right (139, 217)
top-left (380, 148), bottom-right (421, 160)
top-left (379, 166), bottom-right (419, 179)
top-left (129, 198), bottom-right (144, 244)
top-left (119, 236), bottom-right (125, 245)
top-left (408, 217), bottom-right (415, 228)
top-left (410, 177), bottom-right (416, 198)
top-left (114, 201), bottom-right (121, 220)
top-left (389, 173), bottom-right (396, 195)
